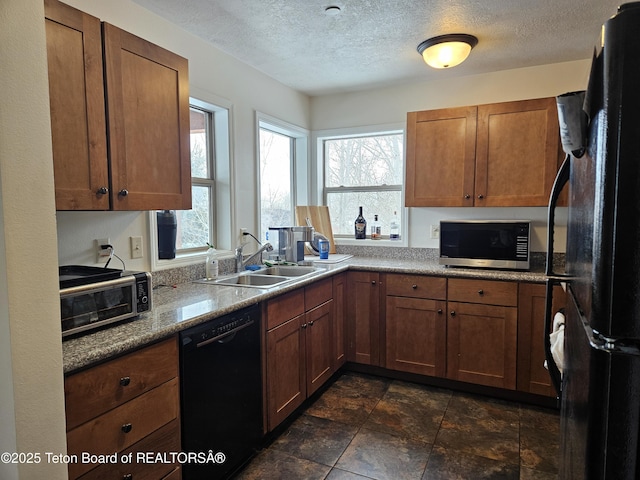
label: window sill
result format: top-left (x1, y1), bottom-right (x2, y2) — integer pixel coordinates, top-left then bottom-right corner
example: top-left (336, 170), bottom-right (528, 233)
top-left (335, 237), bottom-right (407, 248)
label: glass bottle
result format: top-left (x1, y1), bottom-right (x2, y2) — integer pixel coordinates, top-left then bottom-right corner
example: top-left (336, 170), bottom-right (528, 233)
top-left (390, 211), bottom-right (400, 240)
top-left (354, 206), bottom-right (367, 239)
top-left (371, 214), bottom-right (381, 240)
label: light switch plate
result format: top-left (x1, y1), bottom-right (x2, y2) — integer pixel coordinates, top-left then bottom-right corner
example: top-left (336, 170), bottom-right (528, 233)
top-left (130, 236), bottom-right (143, 259)
top-left (430, 225), bottom-right (440, 239)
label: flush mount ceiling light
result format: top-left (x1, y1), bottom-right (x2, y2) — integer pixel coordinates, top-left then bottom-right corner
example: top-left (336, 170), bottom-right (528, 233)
top-left (417, 34), bottom-right (478, 69)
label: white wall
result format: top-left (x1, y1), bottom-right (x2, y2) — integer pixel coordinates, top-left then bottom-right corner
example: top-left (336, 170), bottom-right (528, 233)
top-left (56, 0), bottom-right (312, 270)
top-left (311, 60), bottom-right (591, 251)
top-left (0, 0), bottom-right (68, 478)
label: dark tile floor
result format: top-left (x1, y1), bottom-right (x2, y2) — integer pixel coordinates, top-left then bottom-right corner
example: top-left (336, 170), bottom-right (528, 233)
top-left (236, 372), bottom-right (559, 480)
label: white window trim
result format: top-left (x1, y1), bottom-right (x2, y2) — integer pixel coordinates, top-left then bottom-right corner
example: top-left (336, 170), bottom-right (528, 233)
top-left (149, 93), bottom-right (235, 271)
top-left (313, 122), bottom-right (408, 247)
top-left (256, 112), bottom-right (310, 237)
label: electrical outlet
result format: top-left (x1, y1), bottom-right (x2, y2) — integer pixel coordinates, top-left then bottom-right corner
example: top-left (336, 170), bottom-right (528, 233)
top-left (130, 236), bottom-right (143, 259)
top-left (96, 237), bottom-right (111, 262)
top-left (430, 224), bottom-right (440, 239)
top-left (240, 227), bottom-right (248, 243)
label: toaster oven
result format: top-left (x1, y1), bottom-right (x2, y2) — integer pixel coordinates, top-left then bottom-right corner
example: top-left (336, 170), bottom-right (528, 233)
top-left (59, 266), bottom-right (152, 337)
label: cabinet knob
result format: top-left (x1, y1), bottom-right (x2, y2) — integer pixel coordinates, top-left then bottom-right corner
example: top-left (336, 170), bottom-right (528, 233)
top-left (437, 309), bottom-right (443, 314)
top-left (450, 311), bottom-right (456, 317)
top-left (478, 289), bottom-right (484, 296)
top-left (119, 376), bottom-right (131, 387)
top-left (308, 320), bottom-right (314, 326)
top-left (301, 323), bottom-right (307, 329)
top-left (371, 281), bottom-right (376, 285)
top-left (118, 189), bottom-right (129, 197)
top-left (477, 194), bottom-right (484, 199)
top-left (123, 474), bottom-right (133, 480)
top-left (96, 187), bottom-right (108, 195)
top-left (412, 284), bottom-right (417, 289)
top-left (464, 194), bottom-right (471, 199)
top-left (121, 423), bottom-right (133, 433)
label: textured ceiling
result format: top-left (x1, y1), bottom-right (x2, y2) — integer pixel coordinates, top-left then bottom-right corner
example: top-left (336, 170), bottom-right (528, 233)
top-left (131, 0), bottom-right (620, 96)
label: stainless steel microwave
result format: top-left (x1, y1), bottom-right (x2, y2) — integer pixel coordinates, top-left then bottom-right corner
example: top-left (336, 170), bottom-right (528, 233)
top-left (439, 220), bottom-right (530, 270)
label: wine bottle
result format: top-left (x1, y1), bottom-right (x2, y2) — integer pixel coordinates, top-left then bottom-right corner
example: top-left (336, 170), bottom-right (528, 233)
top-left (371, 214), bottom-right (381, 240)
top-left (354, 206), bottom-right (366, 239)
top-left (390, 211), bottom-right (400, 240)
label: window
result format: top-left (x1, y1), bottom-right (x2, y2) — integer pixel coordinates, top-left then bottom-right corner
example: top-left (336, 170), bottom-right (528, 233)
top-left (173, 105), bottom-right (216, 253)
top-left (258, 115), bottom-right (309, 243)
top-left (259, 127), bottom-right (293, 241)
top-left (322, 131), bottom-right (403, 238)
top-left (151, 97), bottom-right (233, 268)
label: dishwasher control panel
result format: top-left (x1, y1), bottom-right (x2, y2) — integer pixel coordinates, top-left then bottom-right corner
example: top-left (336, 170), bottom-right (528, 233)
top-left (181, 304), bottom-right (259, 350)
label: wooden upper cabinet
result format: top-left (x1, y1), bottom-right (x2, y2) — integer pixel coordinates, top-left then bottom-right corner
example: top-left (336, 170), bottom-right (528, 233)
top-left (405, 107), bottom-right (477, 207)
top-left (475, 98), bottom-right (560, 206)
top-left (405, 97), bottom-right (561, 207)
top-left (45, 0), bottom-right (109, 210)
top-left (44, 0), bottom-right (191, 211)
top-left (102, 23), bottom-right (191, 211)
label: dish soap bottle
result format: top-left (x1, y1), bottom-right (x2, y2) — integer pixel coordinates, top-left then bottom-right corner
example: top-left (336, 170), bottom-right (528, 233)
top-left (355, 206), bottom-right (367, 239)
top-left (206, 243), bottom-right (219, 279)
top-left (390, 211), bottom-right (400, 240)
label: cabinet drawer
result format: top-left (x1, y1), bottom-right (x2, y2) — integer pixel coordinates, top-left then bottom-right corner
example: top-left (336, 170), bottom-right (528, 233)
top-left (447, 278), bottom-right (517, 306)
top-left (68, 378), bottom-right (179, 478)
top-left (65, 338), bottom-right (178, 430)
top-left (77, 418), bottom-right (180, 480)
top-left (385, 274), bottom-right (446, 299)
top-left (305, 277), bottom-right (332, 311)
top-left (267, 288), bottom-right (305, 330)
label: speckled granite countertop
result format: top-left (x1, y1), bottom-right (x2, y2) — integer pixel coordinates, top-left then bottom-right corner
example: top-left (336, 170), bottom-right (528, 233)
top-left (62, 254), bottom-right (551, 374)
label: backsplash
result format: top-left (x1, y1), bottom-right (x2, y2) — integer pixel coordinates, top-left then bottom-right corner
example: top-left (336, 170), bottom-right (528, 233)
top-left (151, 246), bottom-right (564, 288)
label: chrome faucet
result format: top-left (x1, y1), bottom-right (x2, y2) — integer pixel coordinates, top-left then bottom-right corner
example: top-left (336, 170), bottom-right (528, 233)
top-left (235, 233), bottom-right (273, 272)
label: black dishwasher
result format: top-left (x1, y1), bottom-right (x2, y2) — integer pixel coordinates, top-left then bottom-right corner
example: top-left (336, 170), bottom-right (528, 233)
top-left (179, 304), bottom-right (262, 480)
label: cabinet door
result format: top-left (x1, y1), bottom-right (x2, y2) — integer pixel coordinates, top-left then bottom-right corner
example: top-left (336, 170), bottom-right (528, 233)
top-left (346, 271), bottom-right (381, 365)
top-left (386, 296), bottom-right (446, 377)
top-left (333, 273), bottom-right (347, 369)
top-left (102, 23), bottom-right (191, 211)
top-left (447, 301), bottom-right (517, 389)
top-left (44, 0), bottom-right (109, 210)
top-left (405, 107), bottom-right (477, 207)
top-left (475, 98), bottom-right (560, 206)
top-left (266, 315), bottom-right (306, 430)
top-left (518, 283), bottom-right (567, 396)
top-left (305, 300), bottom-right (334, 396)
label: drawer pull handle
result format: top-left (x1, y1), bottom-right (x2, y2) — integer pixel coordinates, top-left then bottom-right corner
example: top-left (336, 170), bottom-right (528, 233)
top-left (121, 423), bottom-right (133, 433)
top-left (412, 284), bottom-right (417, 289)
top-left (478, 289), bottom-right (484, 296)
top-left (120, 376), bottom-right (131, 387)
top-left (123, 475), bottom-right (133, 480)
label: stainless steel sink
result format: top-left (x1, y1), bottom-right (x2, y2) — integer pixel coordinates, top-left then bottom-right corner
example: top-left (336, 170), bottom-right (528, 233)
top-left (252, 266), bottom-right (320, 277)
top-left (196, 265), bottom-right (325, 289)
top-left (204, 273), bottom-right (289, 288)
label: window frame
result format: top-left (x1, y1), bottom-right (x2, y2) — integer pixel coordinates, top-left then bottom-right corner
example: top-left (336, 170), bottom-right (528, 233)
top-left (316, 124), bottom-right (407, 245)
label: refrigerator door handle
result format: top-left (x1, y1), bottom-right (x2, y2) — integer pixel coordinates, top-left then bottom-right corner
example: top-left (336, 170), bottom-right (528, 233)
top-left (546, 154), bottom-right (571, 276)
top-left (544, 278), bottom-right (563, 403)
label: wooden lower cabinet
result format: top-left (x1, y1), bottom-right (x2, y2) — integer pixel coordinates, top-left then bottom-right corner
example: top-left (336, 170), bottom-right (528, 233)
top-left (446, 301), bottom-right (518, 389)
top-left (64, 337), bottom-right (181, 479)
top-left (386, 296), bottom-right (447, 377)
top-left (333, 273), bottom-right (347, 369)
top-left (266, 278), bottom-right (337, 430)
top-left (384, 273), bottom-right (447, 377)
top-left (346, 271), bottom-right (381, 365)
top-left (518, 282), bottom-right (567, 396)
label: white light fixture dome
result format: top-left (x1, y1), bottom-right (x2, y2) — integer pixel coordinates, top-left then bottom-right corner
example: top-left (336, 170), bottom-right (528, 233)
top-left (417, 34), bottom-right (478, 69)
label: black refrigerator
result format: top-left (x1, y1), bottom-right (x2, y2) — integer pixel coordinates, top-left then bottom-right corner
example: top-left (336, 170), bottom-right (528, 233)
top-left (545, 3), bottom-right (640, 479)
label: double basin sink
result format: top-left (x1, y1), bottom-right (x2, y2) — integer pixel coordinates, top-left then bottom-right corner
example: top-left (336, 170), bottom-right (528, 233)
top-left (197, 265), bottom-right (325, 289)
